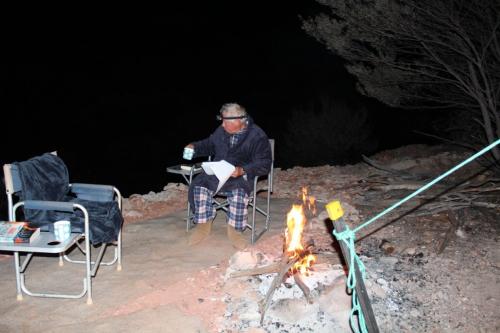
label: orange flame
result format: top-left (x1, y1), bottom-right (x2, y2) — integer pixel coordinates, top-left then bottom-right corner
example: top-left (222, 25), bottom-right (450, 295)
top-left (297, 254), bottom-right (316, 275)
top-left (301, 187), bottom-right (308, 206)
top-left (300, 186), bottom-right (317, 216)
top-left (286, 205), bottom-right (305, 253)
top-left (285, 204), bottom-right (316, 274)
top-left (309, 196), bottom-right (317, 216)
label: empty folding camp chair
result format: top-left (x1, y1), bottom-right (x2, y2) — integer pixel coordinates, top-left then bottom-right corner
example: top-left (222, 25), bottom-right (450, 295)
top-left (2, 152), bottom-right (123, 304)
top-left (212, 138), bottom-right (275, 243)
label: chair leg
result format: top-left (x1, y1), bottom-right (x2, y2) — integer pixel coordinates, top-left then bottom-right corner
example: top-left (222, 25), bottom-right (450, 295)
top-left (266, 186), bottom-right (271, 228)
top-left (186, 201), bottom-right (192, 232)
top-left (250, 191), bottom-right (255, 244)
top-left (85, 233), bottom-right (92, 305)
top-left (250, 182), bottom-right (272, 244)
top-left (14, 252), bottom-right (23, 301)
top-left (117, 229), bottom-right (122, 271)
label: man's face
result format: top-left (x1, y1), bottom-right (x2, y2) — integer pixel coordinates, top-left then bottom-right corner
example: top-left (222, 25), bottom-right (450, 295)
top-left (222, 118), bottom-right (245, 134)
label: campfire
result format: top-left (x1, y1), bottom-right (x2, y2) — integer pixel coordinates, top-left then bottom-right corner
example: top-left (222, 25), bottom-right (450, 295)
top-left (230, 188), bottom-right (322, 323)
top-left (285, 204), bottom-right (316, 275)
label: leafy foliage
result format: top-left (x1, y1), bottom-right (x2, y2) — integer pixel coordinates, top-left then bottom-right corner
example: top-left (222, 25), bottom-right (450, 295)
top-left (303, 0), bottom-right (500, 162)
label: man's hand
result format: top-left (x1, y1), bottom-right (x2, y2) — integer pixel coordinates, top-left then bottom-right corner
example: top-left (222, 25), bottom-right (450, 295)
top-left (231, 166), bottom-right (245, 178)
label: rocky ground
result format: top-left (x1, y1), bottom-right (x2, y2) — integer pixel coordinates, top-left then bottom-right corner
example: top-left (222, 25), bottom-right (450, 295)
top-left (121, 144), bottom-right (499, 332)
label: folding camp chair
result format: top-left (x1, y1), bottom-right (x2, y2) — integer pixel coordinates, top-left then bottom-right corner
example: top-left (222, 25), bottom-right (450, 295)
top-left (2, 152), bottom-right (123, 304)
top-left (213, 139), bottom-right (275, 244)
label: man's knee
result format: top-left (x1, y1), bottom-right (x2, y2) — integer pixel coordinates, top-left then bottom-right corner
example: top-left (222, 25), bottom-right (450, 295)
top-left (194, 186), bottom-right (212, 197)
top-left (194, 187), bottom-right (214, 204)
top-left (228, 188), bottom-right (249, 202)
top-left (226, 188), bottom-right (249, 230)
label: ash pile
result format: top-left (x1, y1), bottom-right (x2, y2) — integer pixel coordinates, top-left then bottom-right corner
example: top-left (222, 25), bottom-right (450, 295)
top-left (221, 250), bottom-right (353, 333)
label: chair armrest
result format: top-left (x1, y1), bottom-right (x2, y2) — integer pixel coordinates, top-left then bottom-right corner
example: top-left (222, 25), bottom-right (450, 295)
top-left (23, 200), bottom-right (76, 212)
top-left (16, 200), bottom-right (90, 236)
top-left (70, 183), bottom-right (117, 202)
top-left (253, 174), bottom-right (272, 194)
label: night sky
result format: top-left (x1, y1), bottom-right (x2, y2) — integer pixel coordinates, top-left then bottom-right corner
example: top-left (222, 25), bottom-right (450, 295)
top-left (1, 3), bottom-right (438, 196)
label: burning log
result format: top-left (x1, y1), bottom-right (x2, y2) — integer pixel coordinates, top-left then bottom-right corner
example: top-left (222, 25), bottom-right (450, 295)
top-left (293, 272), bottom-right (313, 304)
top-left (258, 241), bottom-right (316, 324)
top-left (229, 251), bottom-right (339, 279)
top-left (230, 203), bottom-right (325, 324)
top-left (258, 204), bottom-right (320, 324)
top-left (259, 254), bottom-right (300, 324)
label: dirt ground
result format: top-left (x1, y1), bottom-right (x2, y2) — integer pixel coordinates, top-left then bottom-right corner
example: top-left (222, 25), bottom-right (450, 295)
top-left (0, 198), bottom-right (297, 333)
top-left (1, 144), bottom-right (499, 332)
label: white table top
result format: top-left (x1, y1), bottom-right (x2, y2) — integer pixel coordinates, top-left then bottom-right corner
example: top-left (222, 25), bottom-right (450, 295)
top-left (0, 232), bottom-right (83, 253)
top-left (166, 163), bottom-right (203, 176)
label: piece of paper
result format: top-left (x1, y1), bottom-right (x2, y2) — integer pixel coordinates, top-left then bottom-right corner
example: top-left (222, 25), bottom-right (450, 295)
top-left (201, 160), bottom-right (235, 194)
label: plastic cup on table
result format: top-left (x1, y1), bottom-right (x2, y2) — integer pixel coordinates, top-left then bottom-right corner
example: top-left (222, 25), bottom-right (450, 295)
top-left (183, 147), bottom-right (194, 160)
top-left (53, 220), bottom-right (71, 241)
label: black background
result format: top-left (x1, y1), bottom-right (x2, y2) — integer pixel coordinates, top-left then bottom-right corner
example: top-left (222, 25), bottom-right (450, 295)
top-left (1, 2), bottom-right (438, 196)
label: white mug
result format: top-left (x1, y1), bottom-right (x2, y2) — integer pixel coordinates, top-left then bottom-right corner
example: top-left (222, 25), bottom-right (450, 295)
top-left (54, 220), bottom-right (71, 241)
top-left (183, 147), bottom-right (194, 160)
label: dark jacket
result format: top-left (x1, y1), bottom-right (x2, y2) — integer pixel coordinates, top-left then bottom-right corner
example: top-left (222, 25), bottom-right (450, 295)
top-left (14, 153), bottom-right (123, 244)
top-left (188, 118), bottom-right (272, 210)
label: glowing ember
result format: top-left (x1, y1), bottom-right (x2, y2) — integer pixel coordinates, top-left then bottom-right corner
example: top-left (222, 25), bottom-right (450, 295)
top-left (285, 204), bottom-right (316, 274)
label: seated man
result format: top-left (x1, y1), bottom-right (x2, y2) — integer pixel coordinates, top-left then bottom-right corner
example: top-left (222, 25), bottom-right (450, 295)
top-left (184, 102), bottom-right (272, 249)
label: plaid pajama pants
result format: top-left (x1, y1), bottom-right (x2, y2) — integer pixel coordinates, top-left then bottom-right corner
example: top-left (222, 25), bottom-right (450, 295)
top-left (193, 186), bottom-right (249, 231)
